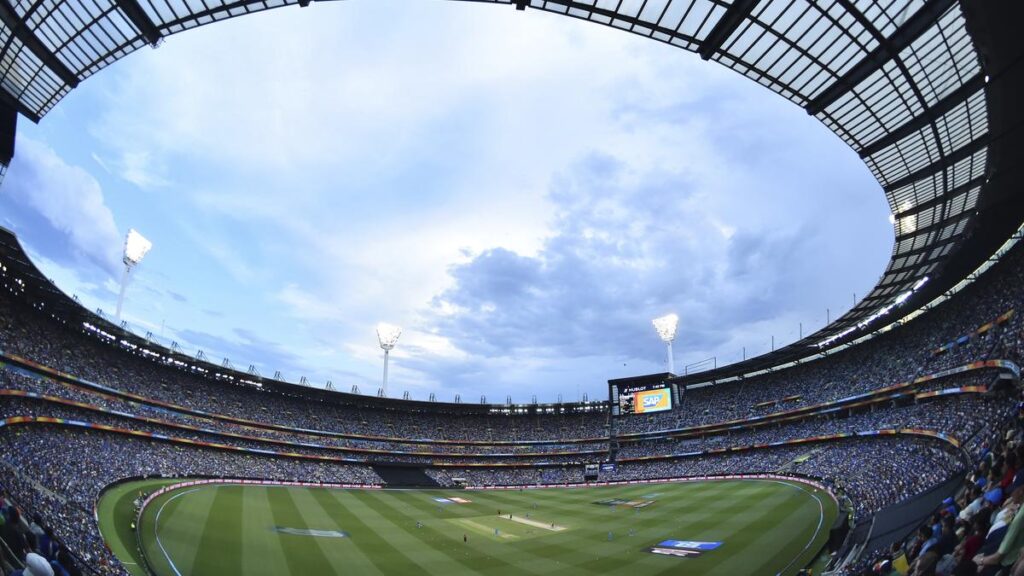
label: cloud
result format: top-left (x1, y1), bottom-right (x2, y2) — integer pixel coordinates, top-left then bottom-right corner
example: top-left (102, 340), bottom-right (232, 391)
top-left (166, 290), bottom-right (188, 303)
top-left (427, 152), bottom-right (759, 361)
top-left (116, 147), bottom-right (169, 188)
top-left (1, 136), bottom-right (121, 278)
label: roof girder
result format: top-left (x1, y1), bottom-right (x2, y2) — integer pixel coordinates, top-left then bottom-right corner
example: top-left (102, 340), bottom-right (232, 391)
top-left (883, 133), bottom-right (989, 193)
top-left (859, 73), bottom-right (986, 159)
top-left (805, 0), bottom-right (958, 116)
top-left (697, 0), bottom-right (759, 61)
top-left (0, 0), bottom-right (79, 89)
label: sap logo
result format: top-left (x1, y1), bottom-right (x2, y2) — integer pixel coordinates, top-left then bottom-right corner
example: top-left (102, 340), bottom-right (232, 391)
top-left (642, 395), bottom-right (664, 408)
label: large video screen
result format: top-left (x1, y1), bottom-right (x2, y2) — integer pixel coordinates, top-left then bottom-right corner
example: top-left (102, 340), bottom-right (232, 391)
top-left (618, 385), bottom-right (673, 415)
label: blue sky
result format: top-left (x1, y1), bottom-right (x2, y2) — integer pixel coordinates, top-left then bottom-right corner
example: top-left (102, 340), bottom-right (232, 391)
top-left (0, 0), bottom-right (892, 403)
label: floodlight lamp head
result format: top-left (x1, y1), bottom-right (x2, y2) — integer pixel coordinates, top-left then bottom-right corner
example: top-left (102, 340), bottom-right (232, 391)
top-left (652, 313), bottom-right (679, 343)
top-left (123, 229), bottom-right (152, 267)
top-left (376, 323), bottom-right (402, 351)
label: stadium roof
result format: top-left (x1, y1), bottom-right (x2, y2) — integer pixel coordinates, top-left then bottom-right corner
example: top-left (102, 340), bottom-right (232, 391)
top-left (0, 0), bottom-right (1021, 385)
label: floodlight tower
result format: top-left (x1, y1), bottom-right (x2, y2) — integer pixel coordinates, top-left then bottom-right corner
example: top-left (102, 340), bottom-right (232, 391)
top-left (115, 229), bottom-right (152, 321)
top-left (376, 323), bottom-right (402, 397)
top-left (652, 313), bottom-right (679, 374)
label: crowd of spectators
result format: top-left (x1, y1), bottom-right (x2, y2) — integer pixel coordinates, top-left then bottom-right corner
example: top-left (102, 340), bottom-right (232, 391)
top-left (0, 364), bottom-right (1007, 468)
top-left (0, 369), bottom-right (610, 457)
top-left (0, 395), bottom-right (607, 466)
top-left (1, 240), bottom-right (1022, 446)
top-left (846, 405), bottom-right (1024, 576)
top-left (617, 386), bottom-right (1009, 459)
top-left (0, 297), bottom-right (608, 443)
top-left (1, 475), bottom-right (98, 576)
top-left (4, 357), bottom-right (1003, 459)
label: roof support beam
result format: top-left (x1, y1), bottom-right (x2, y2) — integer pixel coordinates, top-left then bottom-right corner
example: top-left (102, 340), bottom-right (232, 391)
top-left (884, 254), bottom-right (941, 276)
top-left (0, 85), bottom-right (38, 123)
top-left (805, 0), bottom-right (956, 116)
top-left (0, 0), bottom-right (79, 89)
top-left (0, 98), bottom-right (15, 165)
top-left (891, 232), bottom-right (965, 261)
top-left (698, 0), bottom-right (760, 61)
top-left (860, 291), bottom-right (905, 307)
top-left (874, 271), bottom-right (931, 291)
top-left (160, 0), bottom-right (288, 33)
top-left (859, 73), bottom-right (986, 159)
top-left (894, 210), bottom-right (975, 244)
top-left (892, 174), bottom-right (985, 219)
top-left (883, 133), bottom-right (989, 193)
top-left (115, 0), bottom-right (162, 46)
top-left (526, 0), bottom-right (700, 43)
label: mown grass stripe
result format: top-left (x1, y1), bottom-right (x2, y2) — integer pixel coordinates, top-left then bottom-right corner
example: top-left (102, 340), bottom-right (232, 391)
top-left (152, 486), bottom-right (218, 576)
top-left (286, 487), bottom-right (384, 576)
top-left (361, 489), bottom-right (547, 576)
top-left (757, 485), bottom-right (835, 576)
top-left (262, 486), bottom-right (337, 576)
top-left (666, 482), bottom-right (825, 576)
top-left (351, 490), bottom-right (507, 573)
top-left (239, 487), bottom-right (291, 576)
top-left (320, 488), bottom-right (434, 574)
top-left (191, 485), bottom-right (244, 575)
top-left (432, 489), bottom-right (658, 575)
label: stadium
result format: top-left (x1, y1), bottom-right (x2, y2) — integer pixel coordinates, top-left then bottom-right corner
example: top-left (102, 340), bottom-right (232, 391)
top-left (0, 1), bottom-right (1022, 575)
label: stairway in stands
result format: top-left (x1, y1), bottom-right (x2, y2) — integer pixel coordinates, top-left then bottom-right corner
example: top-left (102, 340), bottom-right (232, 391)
top-left (373, 466), bottom-right (442, 488)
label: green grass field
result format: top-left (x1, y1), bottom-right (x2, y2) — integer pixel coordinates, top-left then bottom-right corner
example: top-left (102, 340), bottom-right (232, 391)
top-left (99, 479), bottom-right (837, 576)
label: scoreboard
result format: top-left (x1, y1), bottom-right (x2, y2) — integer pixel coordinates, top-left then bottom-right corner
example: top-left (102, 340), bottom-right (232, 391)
top-left (609, 378), bottom-right (679, 416)
top-left (619, 385), bottom-right (672, 415)
top-left (632, 387), bottom-right (673, 413)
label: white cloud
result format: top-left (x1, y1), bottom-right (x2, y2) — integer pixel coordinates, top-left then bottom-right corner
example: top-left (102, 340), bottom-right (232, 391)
top-left (4, 135), bottom-right (122, 277)
top-left (90, 152), bottom-right (111, 174)
top-left (117, 150), bottom-right (170, 189)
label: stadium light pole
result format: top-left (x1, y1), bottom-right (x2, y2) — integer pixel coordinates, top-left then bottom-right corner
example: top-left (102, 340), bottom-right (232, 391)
top-left (376, 323), bottom-right (402, 397)
top-left (652, 313), bottom-right (679, 374)
top-left (115, 229), bottom-right (152, 322)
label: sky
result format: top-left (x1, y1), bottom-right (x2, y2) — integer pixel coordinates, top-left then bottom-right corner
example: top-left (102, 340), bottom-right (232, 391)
top-left (0, 0), bottom-right (893, 403)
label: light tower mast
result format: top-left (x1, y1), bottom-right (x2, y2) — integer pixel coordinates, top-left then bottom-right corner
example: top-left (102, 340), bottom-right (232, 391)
top-left (376, 323), bottom-right (402, 397)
